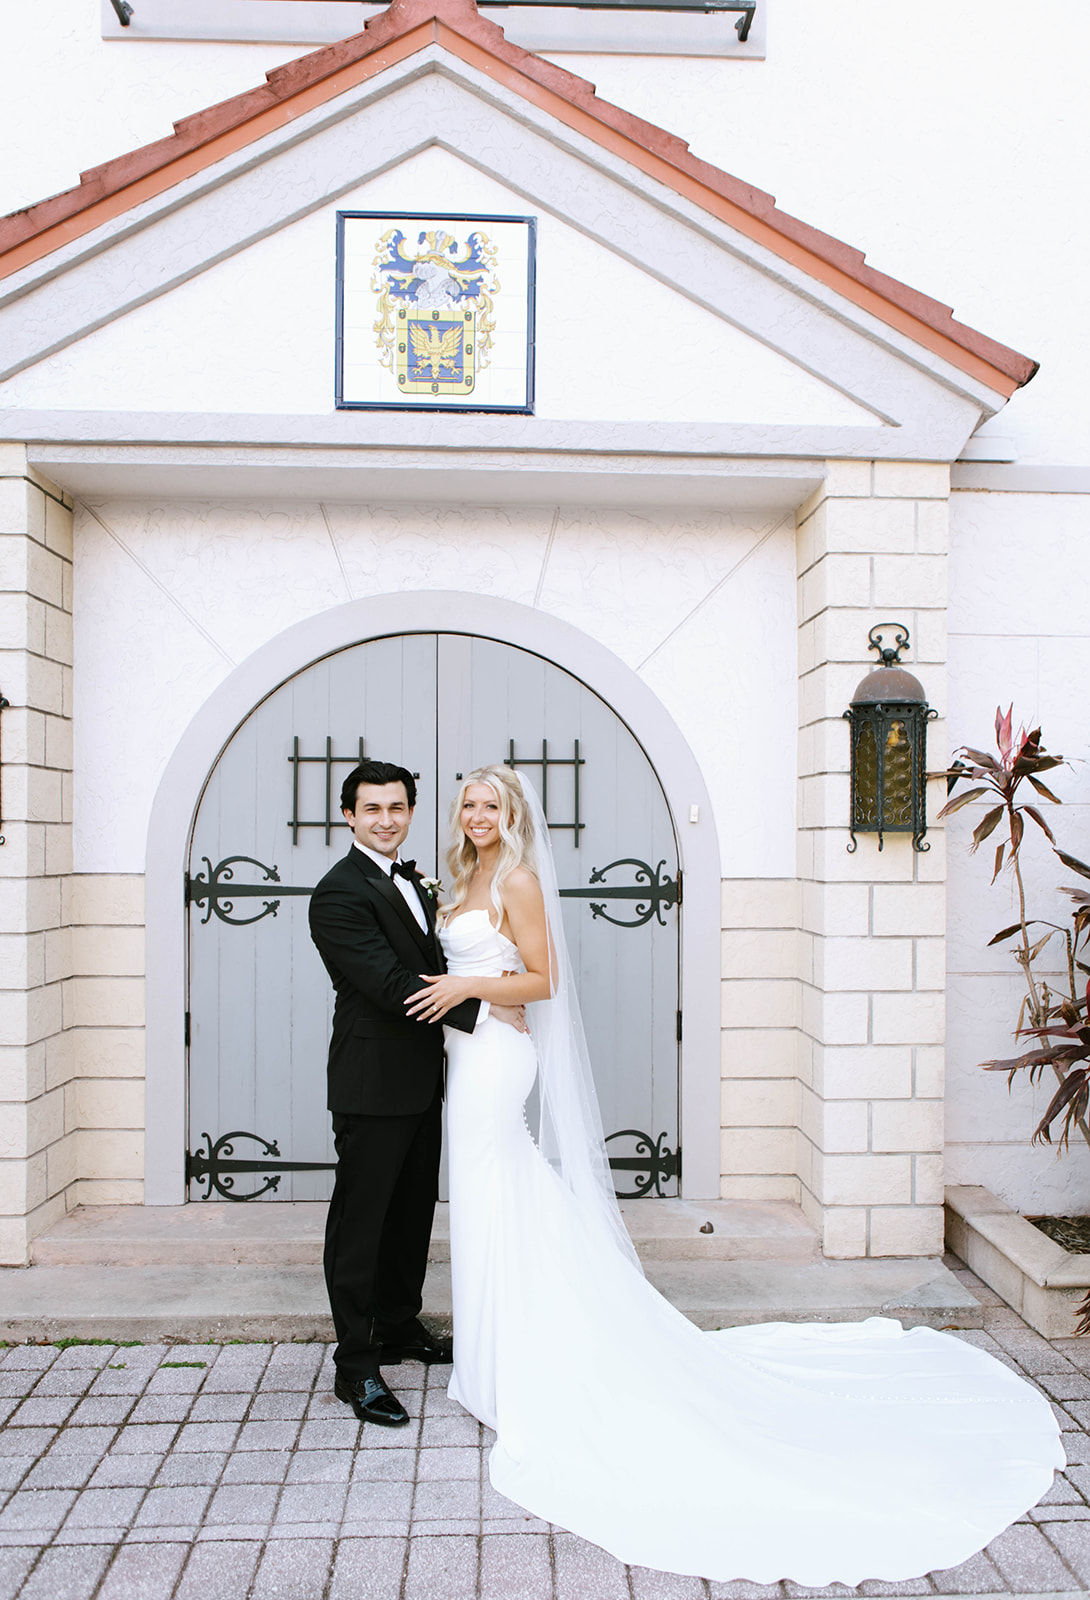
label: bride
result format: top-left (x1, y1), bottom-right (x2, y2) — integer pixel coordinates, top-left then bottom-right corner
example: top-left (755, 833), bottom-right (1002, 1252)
top-left (405, 765), bottom-right (1063, 1586)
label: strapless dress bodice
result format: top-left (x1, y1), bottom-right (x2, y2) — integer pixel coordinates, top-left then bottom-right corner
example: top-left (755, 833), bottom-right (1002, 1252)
top-left (439, 908), bottom-right (523, 977)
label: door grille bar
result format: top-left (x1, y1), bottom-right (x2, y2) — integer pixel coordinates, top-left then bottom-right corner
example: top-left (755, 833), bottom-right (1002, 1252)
top-left (287, 736), bottom-right (366, 844)
top-left (506, 738), bottom-right (584, 843)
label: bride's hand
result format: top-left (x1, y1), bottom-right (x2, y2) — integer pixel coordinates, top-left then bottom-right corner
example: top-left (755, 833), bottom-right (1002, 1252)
top-left (406, 973), bottom-right (474, 1022)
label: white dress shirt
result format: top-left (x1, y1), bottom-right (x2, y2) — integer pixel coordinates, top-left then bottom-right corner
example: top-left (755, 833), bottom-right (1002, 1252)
top-left (354, 840), bottom-right (427, 930)
top-left (353, 840), bottom-right (489, 1025)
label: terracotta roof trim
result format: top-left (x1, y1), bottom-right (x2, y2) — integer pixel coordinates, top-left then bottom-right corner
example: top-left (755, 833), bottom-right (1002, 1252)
top-left (0, 0), bottom-right (1036, 394)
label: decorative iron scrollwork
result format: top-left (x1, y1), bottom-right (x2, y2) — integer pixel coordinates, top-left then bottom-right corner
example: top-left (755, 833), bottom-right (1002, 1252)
top-left (186, 1126), bottom-right (677, 1201)
top-left (560, 858), bottom-right (680, 928)
top-left (190, 849), bottom-right (680, 932)
top-left (186, 856), bottom-right (311, 927)
top-left (186, 1130), bottom-right (336, 1200)
top-left (606, 1129), bottom-right (680, 1197)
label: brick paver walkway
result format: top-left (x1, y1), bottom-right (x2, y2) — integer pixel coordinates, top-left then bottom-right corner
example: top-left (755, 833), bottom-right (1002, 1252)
top-left (2, 1257), bottom-right (1090, 1599)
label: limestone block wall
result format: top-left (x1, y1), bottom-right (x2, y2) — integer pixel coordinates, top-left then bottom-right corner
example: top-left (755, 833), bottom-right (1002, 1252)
top-left (0, 448), bottom-right (74, 1264)
top-left (63, 875), bottom-right (145, 1207)
top-left (719, 878), bottom-right (800, 1204)
top-left (794, 461), bottom-right (949, 1259)
top-left (0, 465), bottom-right (964, 1257)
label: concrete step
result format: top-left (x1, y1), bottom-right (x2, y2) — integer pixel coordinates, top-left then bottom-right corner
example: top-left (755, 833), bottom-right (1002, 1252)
top-left (29, 1199), bottom-right (821, 1268)
top-left (0, 1256), bottom-right (980, 1344)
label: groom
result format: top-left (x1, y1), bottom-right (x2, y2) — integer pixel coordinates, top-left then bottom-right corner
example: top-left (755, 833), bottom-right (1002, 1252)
top-left (309, 758), bottom-right (520, 1427)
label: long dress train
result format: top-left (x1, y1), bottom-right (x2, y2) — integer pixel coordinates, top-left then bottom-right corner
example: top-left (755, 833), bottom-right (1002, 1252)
top-left (441, 910), bottom-right (1063, 1587)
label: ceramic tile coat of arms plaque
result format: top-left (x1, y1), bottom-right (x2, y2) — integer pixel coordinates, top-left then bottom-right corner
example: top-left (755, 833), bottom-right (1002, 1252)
top-left (336, 212), bottom-right (536, 412)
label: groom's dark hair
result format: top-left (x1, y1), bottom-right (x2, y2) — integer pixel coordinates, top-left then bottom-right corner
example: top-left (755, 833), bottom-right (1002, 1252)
top-left (341, 760), bottom-right (417, 812)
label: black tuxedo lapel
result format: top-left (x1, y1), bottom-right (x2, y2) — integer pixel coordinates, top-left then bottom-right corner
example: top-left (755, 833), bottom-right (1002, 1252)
top-left (419, 876), bottom-right (439, 939)
top-left (414, 874), bottom-right (443, 966)
top-left (346, 847), bottom-right (432, 955)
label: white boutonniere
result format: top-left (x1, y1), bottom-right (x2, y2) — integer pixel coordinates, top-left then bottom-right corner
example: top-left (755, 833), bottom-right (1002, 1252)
top-left (419, 876), bottom-right (442, 901)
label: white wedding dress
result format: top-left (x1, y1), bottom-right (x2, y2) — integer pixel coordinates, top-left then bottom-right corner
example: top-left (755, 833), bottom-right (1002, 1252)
top-left (441, 909), bottom-right (1063, 1586)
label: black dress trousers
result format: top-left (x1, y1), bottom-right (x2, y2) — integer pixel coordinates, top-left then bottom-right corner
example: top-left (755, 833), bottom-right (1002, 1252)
top-left (323, 1084), bottom-right (444, 1378)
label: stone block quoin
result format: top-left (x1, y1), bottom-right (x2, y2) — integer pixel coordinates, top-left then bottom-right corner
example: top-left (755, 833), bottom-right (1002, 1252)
top-left (0, 446), bottom-right (74, 1264)
top-left (790, 459), bottom-right (949, 1260)
top-left (0, 452), bottom-right (147, 1264)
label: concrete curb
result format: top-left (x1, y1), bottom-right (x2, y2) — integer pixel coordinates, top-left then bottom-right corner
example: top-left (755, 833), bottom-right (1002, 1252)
top-left (0, 1256), bottom-right (980, 1342)
top-left (945, 1185), bottom-right (1090, 1339)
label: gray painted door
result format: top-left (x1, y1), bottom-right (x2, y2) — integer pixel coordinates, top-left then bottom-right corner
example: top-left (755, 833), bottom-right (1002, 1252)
top-left (186, 634), bottom-right (679, 1202)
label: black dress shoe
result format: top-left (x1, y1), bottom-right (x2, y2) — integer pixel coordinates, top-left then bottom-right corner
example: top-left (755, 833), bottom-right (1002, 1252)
top-left (333, 1371), bottom-right (410, 1427)
top-left (378, 1319), bottom-right (453, 1365)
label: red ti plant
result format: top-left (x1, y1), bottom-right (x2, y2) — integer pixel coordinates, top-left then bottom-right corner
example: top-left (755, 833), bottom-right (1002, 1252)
top-left (938, 709), bottom-right (1090, 1150)
top-left (1003, 846), bottom-right (1090, 1154)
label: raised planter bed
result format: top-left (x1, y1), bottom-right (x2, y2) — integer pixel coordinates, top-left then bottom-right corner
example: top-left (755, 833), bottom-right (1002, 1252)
top-left (945, 1184), bottom-right (1090, 1338)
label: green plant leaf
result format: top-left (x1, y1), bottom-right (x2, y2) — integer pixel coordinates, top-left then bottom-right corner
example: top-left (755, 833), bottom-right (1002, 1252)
top-left (970, 804), bottom-right (1005, 851)
top-left (1024, 805), bottom-right (1056, 843)
top-left (936, 786), bottom-right (991, 819)
top-left (1034, 1066), bottom-right (1090, 1149)
top-left (1057, 849), bottom-right (1090, 882)
top-left (982, 1048), bottom-right (1064, 1073)
top-left (1028, 774), bottom-right (1063, 803)
top-left (960, 747), bottom-right (1001, 772)
top-left (945, 759), bottom-right (971, 795)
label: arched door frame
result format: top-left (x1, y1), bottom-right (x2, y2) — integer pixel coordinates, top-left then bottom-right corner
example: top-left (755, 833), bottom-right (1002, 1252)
top-left (145, 592), bottom-right (721, 1204)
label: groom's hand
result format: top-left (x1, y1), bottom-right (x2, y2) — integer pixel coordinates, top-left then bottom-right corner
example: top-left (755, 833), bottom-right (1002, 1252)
top-left (493, 1004), bottom-right (529, 1034)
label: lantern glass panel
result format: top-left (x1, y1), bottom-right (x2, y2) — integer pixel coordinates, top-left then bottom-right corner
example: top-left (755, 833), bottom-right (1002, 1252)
top-left (883, 717), bottom-right (913, 827)
top-left (854, 720), bottom-right (879, 828)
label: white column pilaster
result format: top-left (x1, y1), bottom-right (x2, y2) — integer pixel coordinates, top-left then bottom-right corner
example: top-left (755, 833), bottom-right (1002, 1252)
top-left (796, 460), bottom-right (948, 1259)
top-left (0, 445), bottom-right (74, 1264)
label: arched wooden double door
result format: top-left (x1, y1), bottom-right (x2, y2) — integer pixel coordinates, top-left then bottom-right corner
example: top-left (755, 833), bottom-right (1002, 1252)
top-left (185, 634), bottom-right (680, 1201)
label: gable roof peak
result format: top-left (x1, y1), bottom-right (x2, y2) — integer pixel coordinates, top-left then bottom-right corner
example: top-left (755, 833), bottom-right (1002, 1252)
top-left (0, 0), bottom-right (1035, 395)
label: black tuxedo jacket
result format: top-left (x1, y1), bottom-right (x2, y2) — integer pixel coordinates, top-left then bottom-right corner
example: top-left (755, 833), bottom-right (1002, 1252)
top-left (308, 846), bottom-right (480, 1116)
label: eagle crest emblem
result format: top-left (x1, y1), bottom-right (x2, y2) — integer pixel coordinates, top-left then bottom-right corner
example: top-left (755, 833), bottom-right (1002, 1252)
top-left (372, 228), bottom-right (499, 398)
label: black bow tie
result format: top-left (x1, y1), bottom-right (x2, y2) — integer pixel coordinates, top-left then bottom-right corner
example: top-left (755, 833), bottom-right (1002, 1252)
top-left (390, 859), bottom-right (417, 880)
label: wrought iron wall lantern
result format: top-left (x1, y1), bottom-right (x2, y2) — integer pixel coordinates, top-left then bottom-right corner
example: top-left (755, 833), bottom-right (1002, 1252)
top-left (843, 623), bottom-right (936, 853)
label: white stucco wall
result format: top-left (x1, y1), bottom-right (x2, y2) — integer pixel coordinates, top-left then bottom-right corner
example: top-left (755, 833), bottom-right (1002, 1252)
top-left (2, 1), bottom-right (1086, 465)
top-left (946, 489), bottom-right (1090, 1212)
top-left (568, 5), bottom-right (1090, 470)
top-left (73, 498), bottom-right (798, 879)
top-left (0, 9), bottom-right (298, 218)
top-left (0, 149), bottom-right (874, 429)
top-left (5, 0), bottom-right (1090, 1229)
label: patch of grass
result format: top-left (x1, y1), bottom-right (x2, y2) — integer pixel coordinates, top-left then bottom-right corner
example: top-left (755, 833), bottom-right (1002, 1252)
top-left (51, 1337), bottom-right (142, 1349)
top-left (109, 1363), bottom-right (126, 1370)
top-left (160, 1360), bottom-right (206, 1369)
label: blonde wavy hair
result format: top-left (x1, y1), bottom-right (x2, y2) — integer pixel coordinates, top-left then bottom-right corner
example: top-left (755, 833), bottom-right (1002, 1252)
top-left (444, 765), bottom-right (538, 922)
